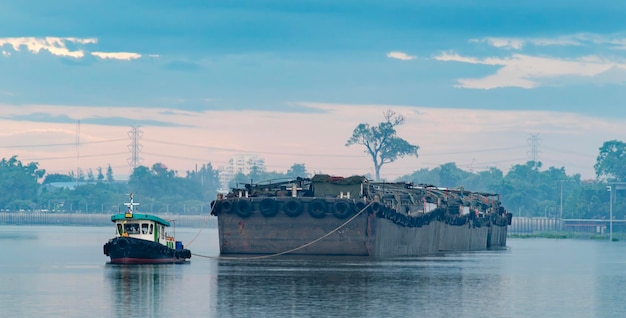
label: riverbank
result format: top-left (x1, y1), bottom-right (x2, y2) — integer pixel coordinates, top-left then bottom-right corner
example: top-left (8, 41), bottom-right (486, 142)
top-left (0, 212), bottom-right (217, 228)
top-left (509, 232), bottom-right (622, 241)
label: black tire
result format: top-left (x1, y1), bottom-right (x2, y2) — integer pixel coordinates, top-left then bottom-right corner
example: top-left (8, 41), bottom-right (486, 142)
top-left (369, 202), bottom-right (382, 214)
top-left (355, 201), bottom-right (367, 213)
top-left (333, 200), bottom-right (353, 219)
top-left (283, 199), bottom-right (303, 217)
top-left (259, 198), bottom-right (279, 217)
top-left (308, 199), bottom-right (327, 218)
top-left (221, 199), bottom-right (237, 214)
top-left (210, 200), bottom-right (221, 215)
top-left (236, 200), bottom-right (253, 218)
top-left (116, 239), bottom-right (128, 250)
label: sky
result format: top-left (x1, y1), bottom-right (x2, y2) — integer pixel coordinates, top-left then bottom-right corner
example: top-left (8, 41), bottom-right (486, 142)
top-left (1, 0), bottom-right (625, 181)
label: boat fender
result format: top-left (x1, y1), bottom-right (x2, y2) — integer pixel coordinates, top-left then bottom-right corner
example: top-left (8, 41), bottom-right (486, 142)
top-left (283, 199), bottom-right (303, 217)
top-left (259, 198), bottom-right (279, 217)
top-left (236, 200), bottom-right (253, 218)
top-left (103, 242), bottom-right (110, 256)
top-left (308, 199), bottom-right (328, 218)
top-left (116, 239), bottom-right (128, 250)
top-left (183, 249), bottom-right (191, 258)
top-left (369, 202), bottom-right (382, 214)
top-left (333, 200), bottom-right (353, 219)
top-left (355, 201), bottom-right (367, 213)
top-left (210, 200), bottom-right (221, 216)
top-left (221, 199), bottom-right (237, 214)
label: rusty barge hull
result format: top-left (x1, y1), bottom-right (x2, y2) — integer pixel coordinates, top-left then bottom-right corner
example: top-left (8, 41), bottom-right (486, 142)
top-left (213, 175), bottom-right (511, 258)
top-left (213, 178), bottom-right (511, 258)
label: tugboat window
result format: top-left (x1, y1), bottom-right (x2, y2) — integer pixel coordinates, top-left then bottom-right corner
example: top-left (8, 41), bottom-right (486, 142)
top-left (117, 224), bottom-right (123, 235)
top-left (149, 224), bottom-right (153, 234)
top-left (142, 223), bottom-right (149, 234)
top-left (124, 223), bottom-right (139, 234)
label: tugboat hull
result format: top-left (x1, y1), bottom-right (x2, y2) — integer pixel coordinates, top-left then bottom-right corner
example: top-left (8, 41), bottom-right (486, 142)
top-left (104, 237), bottom-right (191, 264)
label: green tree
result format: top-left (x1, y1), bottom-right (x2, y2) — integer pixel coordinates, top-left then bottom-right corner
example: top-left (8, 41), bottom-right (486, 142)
top-left (0, 156), bottom-right (45, 210)
top-left (185, 163), bottom-right (221, 200)
top-left (87, 169), bottom-right (95, 182)
top-left (97, 167), bottom-right (105, 182)
top-left (106, 164), bottom-right (115, 183)
top-left (128, 163), bottom-right (206, 214)
top-left (435, 162), bottom-right (472, 188)
top-left (399, 168), bottom-right (441, 186)
top-left (286, 163), bottom-right (309, 178)
top-left (346, 109), bottom-right (419, 180)
top-left (248, 165), bottom-right (266, 183)
top-left (594, 140), bottom-right (626, 181)
top-left (463, 167), bottom-right (504, 193)
top-left (228, 171), bottom-right (250, 189)
top-left (42, 173), bottom-right (74, 184)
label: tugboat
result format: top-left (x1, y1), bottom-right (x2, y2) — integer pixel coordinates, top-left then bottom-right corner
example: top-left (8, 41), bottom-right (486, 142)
top-left (103, 194), bottom-right (192, 264)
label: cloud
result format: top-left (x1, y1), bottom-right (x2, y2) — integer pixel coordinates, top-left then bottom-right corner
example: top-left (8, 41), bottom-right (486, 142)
top-left (387, 51), bottom-right (416, 61)
top-left (470, 36), bottom-right (582, 50)
top-left (470, 38), bottom-right (525, 50)
top-left (91, 52), bottom-right (142, 60)
top-left (0, 37), bottom-right (143, 61)
top-left (0, 37), bottom-right (97, 58)
top-left (471, 33), bottom-right (626, 51)
top-left (435, 51), bottom-right (626, 89)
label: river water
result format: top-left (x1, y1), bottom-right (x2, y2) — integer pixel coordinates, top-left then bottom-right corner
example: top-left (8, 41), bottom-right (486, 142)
top-left (1, 225), bottom-right (625, 317)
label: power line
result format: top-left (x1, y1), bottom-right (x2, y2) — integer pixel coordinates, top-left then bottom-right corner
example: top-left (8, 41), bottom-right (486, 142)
top-left (20, 152), bottom-right (129, 161)
top-left (142, 138), bottom-right (528, 159)
top-left (141, 138), bottom-right (364, 158)
top-left (542, 146), bottom-right (594, 158)
top-left (0, 138), bottom-right (128, 148)
top-left (424, 145), bottom-right (527, 156)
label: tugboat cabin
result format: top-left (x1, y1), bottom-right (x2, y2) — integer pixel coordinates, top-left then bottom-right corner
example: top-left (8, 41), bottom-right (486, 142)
top-left (110, 213), bottom-right (177, 249)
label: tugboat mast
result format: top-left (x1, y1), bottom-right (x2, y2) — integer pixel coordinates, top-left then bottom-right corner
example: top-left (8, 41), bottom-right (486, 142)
top-left (123, 193), bottom-right (140, 214)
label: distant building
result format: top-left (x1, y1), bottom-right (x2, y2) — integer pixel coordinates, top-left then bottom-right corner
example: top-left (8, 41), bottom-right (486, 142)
top-left (218, 154), bottom-right (265, 190)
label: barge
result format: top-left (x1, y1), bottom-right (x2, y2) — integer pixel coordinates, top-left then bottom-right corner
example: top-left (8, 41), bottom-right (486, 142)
top-left (211, 175), bottom-right (511, 258)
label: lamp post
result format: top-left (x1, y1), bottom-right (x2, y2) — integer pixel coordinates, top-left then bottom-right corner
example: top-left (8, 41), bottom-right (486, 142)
top-left (559, 180), bottom-right (565, 231)
top-left (608, 185), bottom-right (613, 241)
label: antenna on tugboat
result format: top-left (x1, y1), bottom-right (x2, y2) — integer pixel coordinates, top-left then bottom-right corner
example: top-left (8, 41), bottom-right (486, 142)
top-left (124, 193), bottom-right (140, 214)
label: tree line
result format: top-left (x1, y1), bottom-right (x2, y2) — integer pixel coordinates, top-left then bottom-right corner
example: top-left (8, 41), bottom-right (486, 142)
top-left (0, 147), bottom-right (624, 218)
top-left (1, 110), bottom-right (624, 218)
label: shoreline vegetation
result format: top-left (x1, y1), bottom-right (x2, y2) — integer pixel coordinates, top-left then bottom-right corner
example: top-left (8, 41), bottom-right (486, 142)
top-left (2, 213), bottom-right (620, 241)
top-left (509, 232), bottom-right (621, 241)
top-left (0, 212), bottom-right (216, 228)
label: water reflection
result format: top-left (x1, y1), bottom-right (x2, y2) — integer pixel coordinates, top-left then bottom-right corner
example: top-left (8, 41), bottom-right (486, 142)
top-left (0, 230), bottom-right (38, 240)
top-left (105, 265), bottom-right (175, 318)
top-left (214, 253), bottom-right (508, 317)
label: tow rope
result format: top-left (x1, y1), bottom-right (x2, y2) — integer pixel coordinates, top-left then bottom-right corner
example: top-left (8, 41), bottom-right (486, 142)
top-left (191, 201), bottom-right (374, 260)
